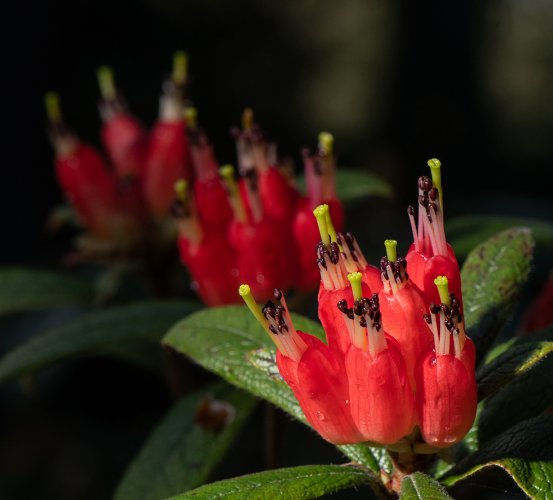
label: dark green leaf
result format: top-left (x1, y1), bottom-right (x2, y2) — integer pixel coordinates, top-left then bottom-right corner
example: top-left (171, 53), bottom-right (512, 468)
top-left (461, 227), bottom-right (534, 364)
top-left (476, 351), bottom-right (553, 443)
top-left (115, 382), bottom-right (257, 500)
top-left (444, 415), bottom-right (553, 499)
top-left (400, 472), bottom-right (452, 499)
top-left (169, 464), bottom-right (375, 500)
top-left (0, 301), bottom-right (199, 382)
top-left (163, 306), bottom-right (389, 473)
top-left (447, 215), bottom-right (553, 259)
top-left (476, 341), bottom-right (553, 400)
top-left (0, 267), bottom-right (94, 314)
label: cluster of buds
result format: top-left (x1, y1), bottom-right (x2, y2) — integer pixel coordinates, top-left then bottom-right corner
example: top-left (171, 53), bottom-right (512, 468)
top-left (241, 160), bottom-right (477, 449)
top-left (45, 53), bottom-right (343, 304)
top-left (172, 107), bottom-right (343, 305)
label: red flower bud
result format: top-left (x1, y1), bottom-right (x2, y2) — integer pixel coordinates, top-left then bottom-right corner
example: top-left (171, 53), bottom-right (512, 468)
top-left (240, 286), bottom-right (363, 444)
top-left (378, 241), bottom-right (433, 388)
top-left (415, 278), bottom-right (477, 447)
top-left (96, 67), bottom-right (147, 181)
top-left (406, 159), bottom-right (462, 305)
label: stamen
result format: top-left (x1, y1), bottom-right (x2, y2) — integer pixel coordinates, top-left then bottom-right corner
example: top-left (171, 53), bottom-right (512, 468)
top-left (97, 66), bottom-right (117, 100)
top-left (174, 179), bottom-right (188, 203)
top-left (239, 285), bottom-right (307, 362)
top-left (427, 158), bottom-right (443, 213)
top-left (219, 165), bottom-right (248, 223)
top-left (313, 204), bottom-right (331, 247)
top-left (45, 92), bottom-right (62, 123)
top-left (384, 239), bottom-right (398, 262)
top-left (242, 107), bottom-right (254, 131)
top-left (184, 107), bottom-right (197, 130)
top-left (434, 276), bottom-right (451, 307)
top-left (172, 51), bottom-right (188, 86)
top-left (318, 132), bottom-right (334, 156)
top-left (347, 272), bottom-right (363, 301)
top-left (171, 180), bottom-right (202, 243)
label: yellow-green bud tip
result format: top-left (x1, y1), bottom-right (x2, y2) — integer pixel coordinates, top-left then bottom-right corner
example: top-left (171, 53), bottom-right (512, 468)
top-left (347, 272), bottom-right (363, 300)
top-left (184, 107), bottom-right (197, 128)
top-left (173, 51), bottom-right (188, 85)
top-left (313, 204), bottom-right (329, 218)
top-left (384, 239), bottom-right (398, 262)
top-left (219, 164), bottom-right (235, 179)
top-left (427, 158), bottom-right (441, 170)
top-left (238, 284), bottom-right (251, 297)
top-left (434, 275), bottom-right (451, 306)
top-left (242, 108), bottom-right (254, 131)
top-left (44, 92), bottom-right (62, 122)
top-left (318, 132), bottom-right (334, 155)
top-left (97, 66), bottom-right (116, 99)
top-left (174, 179), bottom-right (188, 202)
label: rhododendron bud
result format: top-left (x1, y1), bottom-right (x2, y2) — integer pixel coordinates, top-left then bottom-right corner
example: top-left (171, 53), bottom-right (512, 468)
top-left (143, 52), bottom-right (193, 217)
top-left (377, 239), bottom-right (433, 388)
top-left (173, 179), bottom-right (238, 305)
top-left (293, 133), bottom-right (344, 290)
top-left (406, 159), bottom-right (462, 305)
top-left (415, 276), bottom-right (477, 448)
top-left (233, 109), bottom-right (300, 224)
top-left (186, 108), bottom-right (233, 229)
top-left (313, 205), bottom-right (381, 355)
top-left (221, 165), bottom-right (290, 301)
top-left (97, 66), bottom-right (147, 181)
top-left (339, 274), bottom-right (416, 444)
top-left (240, 285), bottom-right (363, 444)
top-left (45, 92), bottom-right (126, 240)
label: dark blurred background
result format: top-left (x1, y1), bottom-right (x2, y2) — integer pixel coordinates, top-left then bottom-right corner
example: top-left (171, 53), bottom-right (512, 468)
top-left (1, 0), bottom-right (552, 498)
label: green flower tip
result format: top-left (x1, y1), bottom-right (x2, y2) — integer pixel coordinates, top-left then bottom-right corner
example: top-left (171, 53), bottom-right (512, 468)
top-left (44, 91), bottom-right (62, 122)
top-left (174, 179), bottom-right (188, 201)
top-left (219, 164), bottom-right (235, 180)
top-left (238, 284), bottom-right (251, 297)
top-left (97, 65), bottom-right (116, 99)
top-left (427, 158), bottom-right (441, 171)
top-left (184, 107), bottom-right (197, 128)
top-left (318, 131), bottom-right (334, 155)
top-left (384, 239), bottom-right (398, 262)
top-left (242, 107), bottom-right (254, 131)
top-left (173, 51), bottom-right (188, 85)
top-left (313, 204), bottom-right (330, 246)
top-left (347, 272), bottom-right (363, 300)
top-left (434, 275), bottom-right (451, 306)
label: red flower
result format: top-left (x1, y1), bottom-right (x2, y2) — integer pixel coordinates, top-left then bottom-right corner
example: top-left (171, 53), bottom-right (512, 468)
top-left (293, 133), bottom-right (344, 290)
top-left (143, 53), bottom-right (193, 218)
top-left (173, 180), bottom-right (238, 306)
top-left (406, 159), bottom-right (462, 306)
top-left (97, 66), bottom-right (147, 181)
top-left (415, 276), bottom-right (477, 448)
top-left (240, 285), bottom-right (363, 444)
top-left (377, 240), bottom-right (433, 389)
top-left (45, 92), bottom-right (134, 241)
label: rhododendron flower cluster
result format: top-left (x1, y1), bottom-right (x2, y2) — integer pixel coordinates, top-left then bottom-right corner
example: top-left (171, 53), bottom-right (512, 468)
top-left (240, 160), bottom-right (477, 448)
top-left (45, 53), bottom-right (343, 303)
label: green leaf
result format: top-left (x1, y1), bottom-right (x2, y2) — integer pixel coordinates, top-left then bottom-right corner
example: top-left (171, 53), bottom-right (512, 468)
top-left (400, 472), bottom-right (452, 499)
top-left (0, 267), bottom-right (94, 314)
top-left (476, 341), bottom-right (553, 400)
top-left (114, 382), bottom-right (257, 500)
top-left (443, 415), bottom-right (553, 499)
top-left (163, 306), bottom-right (389, 473)
top-left (447, 215), bottom-right (553, 259)
top-left (169, 464), bottom-right (375, 500)
top-left (461, 227), bottom-right (534, 364)
top-left (0, 301), bottom-right (199, 382)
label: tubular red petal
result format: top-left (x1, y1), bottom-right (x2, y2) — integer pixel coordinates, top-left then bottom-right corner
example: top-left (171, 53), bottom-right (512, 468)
top-left (346, 336), bottom-right (416, 444)
top-left (277, 332), bottom-right (363, 444)
top-left (415, 346), bottom-right (477, 448)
